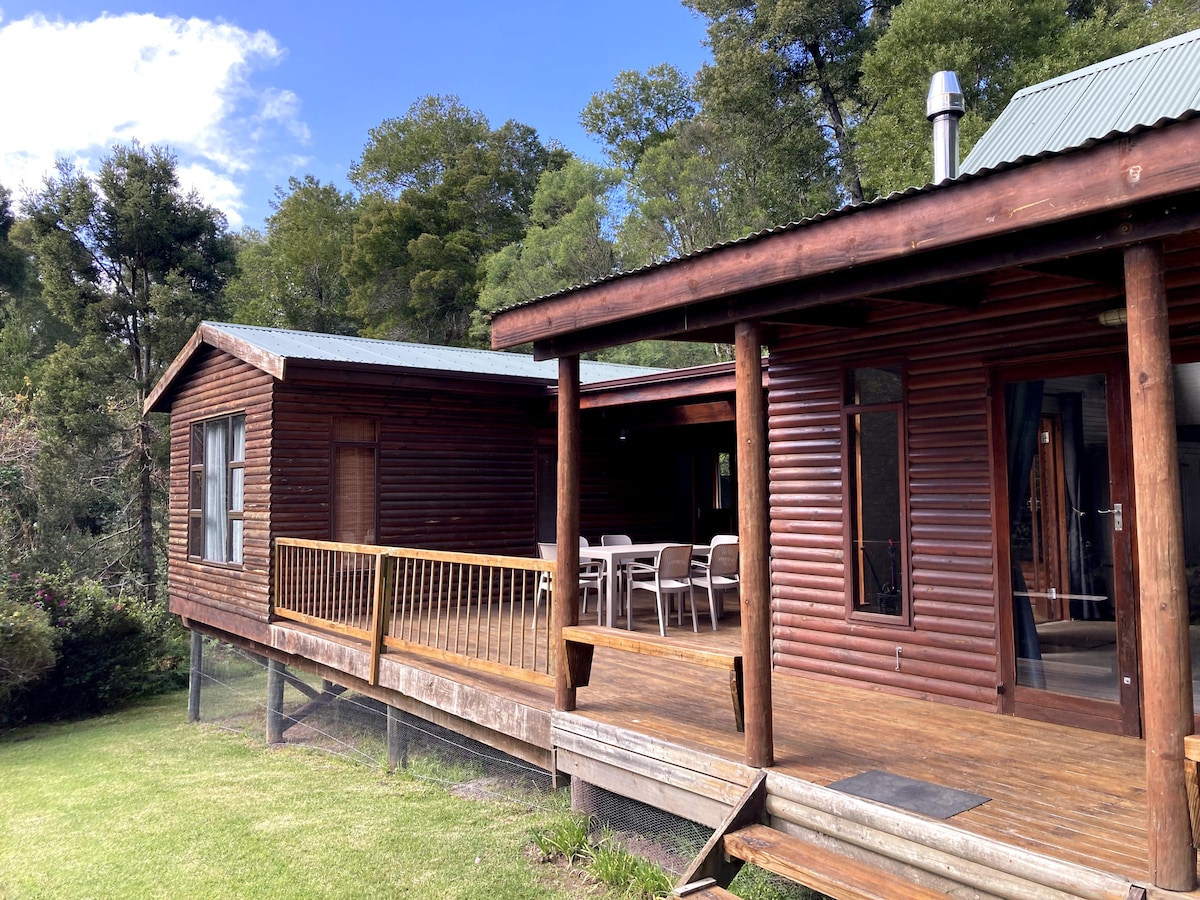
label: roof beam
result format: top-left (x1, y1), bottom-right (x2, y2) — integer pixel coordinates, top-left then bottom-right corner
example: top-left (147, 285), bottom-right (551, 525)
top-left (495, 118), bottom-right (1200, 352)
top-left (531, 194), bottom-right (1200, 360)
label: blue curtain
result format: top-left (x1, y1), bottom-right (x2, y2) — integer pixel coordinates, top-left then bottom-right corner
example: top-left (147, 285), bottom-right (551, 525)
top-left (1005, 381), bottom-right (1045, 686)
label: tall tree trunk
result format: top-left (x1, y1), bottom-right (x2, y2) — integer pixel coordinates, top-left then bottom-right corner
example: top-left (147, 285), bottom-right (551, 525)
top-left (137, 413), bottom-right (157, 606)
top-left (806, 42), bottom-right (864, 204)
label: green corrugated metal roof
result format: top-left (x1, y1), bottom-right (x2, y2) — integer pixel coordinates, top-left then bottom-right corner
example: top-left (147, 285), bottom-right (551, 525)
top-left (204, 322), bottom-right (664, 385)
top-left (962, 28), bottom-right (1200, 174)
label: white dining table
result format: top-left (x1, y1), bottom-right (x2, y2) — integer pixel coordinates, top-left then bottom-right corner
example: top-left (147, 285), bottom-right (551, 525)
top-left (579, 542), bottom-right (709, 628)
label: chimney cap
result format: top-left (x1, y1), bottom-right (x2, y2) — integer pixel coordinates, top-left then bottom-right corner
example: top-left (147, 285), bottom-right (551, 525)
top-left (927, 71), bottom-right (965, 120)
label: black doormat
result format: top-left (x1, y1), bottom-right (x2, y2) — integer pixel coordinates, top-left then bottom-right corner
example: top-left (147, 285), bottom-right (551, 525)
top-left (827, 770), bottom-right (989, 819)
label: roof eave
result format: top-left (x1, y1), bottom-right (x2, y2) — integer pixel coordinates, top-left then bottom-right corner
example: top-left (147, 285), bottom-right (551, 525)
top-left (490, 117), bottom-right (1200, 355)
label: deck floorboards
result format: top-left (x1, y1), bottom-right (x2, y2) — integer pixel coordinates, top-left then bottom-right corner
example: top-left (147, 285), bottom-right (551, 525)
top-left (303, 606), bottom-right (1185, 890)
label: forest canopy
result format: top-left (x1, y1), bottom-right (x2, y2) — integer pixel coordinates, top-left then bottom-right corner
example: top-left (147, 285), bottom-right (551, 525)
top-left (0, 0), bottom-right (1196, 639)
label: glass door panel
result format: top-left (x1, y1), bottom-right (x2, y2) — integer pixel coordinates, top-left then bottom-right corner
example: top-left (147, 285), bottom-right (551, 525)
top-left (1172, 363), bottom-right (1200, 718)
top-left (1006, 373), bottom-right (1122, 704)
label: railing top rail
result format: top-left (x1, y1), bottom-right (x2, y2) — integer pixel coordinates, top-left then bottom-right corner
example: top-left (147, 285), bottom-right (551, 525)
top-left (275, 536), bottom-right (554, 573)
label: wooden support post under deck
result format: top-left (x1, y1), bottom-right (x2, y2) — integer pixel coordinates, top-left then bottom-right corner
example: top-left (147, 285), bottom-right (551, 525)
top-left (187, 629), bottom-right (202, 723)
top-left (735, 320), bottom-right (774, 768)
top-left (556, 354), bottom-right (582, 712)
top-left (386, 706), bottom-right (409, 772)
top-left (266, 659), bottom-right (286, 745)
top-left (1125, 241), bottom-right (1196, 891)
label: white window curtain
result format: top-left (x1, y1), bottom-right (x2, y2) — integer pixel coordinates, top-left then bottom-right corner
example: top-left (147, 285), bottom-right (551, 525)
top-left (204, 419), bottom-right (229, 561)
top-left (229, 417), bottom-right (245, 564)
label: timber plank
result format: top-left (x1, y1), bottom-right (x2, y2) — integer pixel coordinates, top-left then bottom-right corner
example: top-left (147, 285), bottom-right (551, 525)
top-left (724, 824), bottom-right (952, 900)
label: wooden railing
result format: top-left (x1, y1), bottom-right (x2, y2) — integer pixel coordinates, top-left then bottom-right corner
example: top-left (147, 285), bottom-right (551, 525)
top-left (273, 538), bottom-right (556, 687)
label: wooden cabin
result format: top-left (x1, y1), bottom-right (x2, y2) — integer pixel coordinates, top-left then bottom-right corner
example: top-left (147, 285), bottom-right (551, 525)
top-left (488, 30), bottom-right (1200, 899)
top-left (145, 321), bottom-right (741, 644)
top-left (149, 33), bottom-right (1200, 900)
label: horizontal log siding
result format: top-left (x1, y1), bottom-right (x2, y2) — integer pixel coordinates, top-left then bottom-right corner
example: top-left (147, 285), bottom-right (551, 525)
top-left (764, 276), bottom-right (1148, 710)
top-left (271, 380), bottom-right (541, 558)
top-left (166, 348), bottom-right (275, 625)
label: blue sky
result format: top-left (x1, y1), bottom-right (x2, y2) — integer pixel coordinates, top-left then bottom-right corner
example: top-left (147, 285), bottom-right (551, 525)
top-left (0, 1), bottom-right (712, 229)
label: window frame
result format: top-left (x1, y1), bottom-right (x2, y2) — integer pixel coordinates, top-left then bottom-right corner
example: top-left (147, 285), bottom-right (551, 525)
top-left (841, 366), bottom-right (911, 626)
top-left (188, 413), bottom-right (246, 566)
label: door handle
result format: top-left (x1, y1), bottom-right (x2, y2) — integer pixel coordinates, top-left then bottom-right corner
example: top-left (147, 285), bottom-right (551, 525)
top-left (1097, 503), bottom-right (1123, 531)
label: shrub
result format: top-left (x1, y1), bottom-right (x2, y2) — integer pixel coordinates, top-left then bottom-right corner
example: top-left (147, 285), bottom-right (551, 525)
top-left (0, 594), bottom-right (57, 710)
top-left (0, 568), bottom-right (187, 724)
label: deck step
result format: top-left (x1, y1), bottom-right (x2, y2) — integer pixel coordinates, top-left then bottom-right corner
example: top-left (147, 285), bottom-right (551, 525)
top-left (674, 877), bottom-right (741, 898)
top-left (723, 824), bottom-right (952, 900)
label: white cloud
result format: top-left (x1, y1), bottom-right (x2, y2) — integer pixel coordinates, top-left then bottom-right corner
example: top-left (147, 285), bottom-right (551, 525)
top-left (0, 12), bottom-right (307, 227)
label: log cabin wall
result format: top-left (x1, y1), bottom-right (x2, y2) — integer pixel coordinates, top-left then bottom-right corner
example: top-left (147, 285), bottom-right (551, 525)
top-left (165, 347), bottom-right (275, 639)
top-left (765, 266), bottom-right (1163, 711)
top-left (271, 375), bottom-right (544, 557)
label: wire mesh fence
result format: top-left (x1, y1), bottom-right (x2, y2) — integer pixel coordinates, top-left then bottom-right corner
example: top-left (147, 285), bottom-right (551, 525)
top-left (191, 636), bottom-right (817, 898)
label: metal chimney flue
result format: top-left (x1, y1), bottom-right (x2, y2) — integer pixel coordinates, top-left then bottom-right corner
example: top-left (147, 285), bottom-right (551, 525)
top-left (927, 71), bottom-right (965, 183)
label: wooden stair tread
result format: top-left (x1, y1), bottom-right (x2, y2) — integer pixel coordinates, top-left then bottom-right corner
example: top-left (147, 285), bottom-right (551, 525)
top-left (674, 877), bottom-right (741, 898)
top-left (723, 824), bottom-right (951, 900)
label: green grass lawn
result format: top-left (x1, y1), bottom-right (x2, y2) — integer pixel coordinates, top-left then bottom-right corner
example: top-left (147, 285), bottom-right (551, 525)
top-left (0, 692), bottom-right (587, 899)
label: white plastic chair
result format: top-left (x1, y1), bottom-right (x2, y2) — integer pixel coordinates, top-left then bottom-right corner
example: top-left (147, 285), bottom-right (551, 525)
top-left (691, 540), bottom-right (739, 629)
top-left (625, 544), bottom-right (697, 636)
top-left (601, 534), bottom-right (632, 546)
top-left (534, 541), bottom-right (604, 625)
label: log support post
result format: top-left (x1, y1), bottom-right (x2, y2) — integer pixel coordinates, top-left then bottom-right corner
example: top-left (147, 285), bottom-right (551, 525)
top-left (555, 354), bottom-right (582, 713)
top-left (187, 630), bottom-right (203, 723)
top-left (266, 658), bottom-right (287, 745)
top-left (735, 320), bottom-right (774, 768)
top-left (387, 706), bottom-right (409, 772)
top-left (1125, 241), bottom-right (1196, 891)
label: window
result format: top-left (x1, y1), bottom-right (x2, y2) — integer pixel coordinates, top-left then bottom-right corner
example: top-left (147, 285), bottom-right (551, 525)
top-left (844, 366), bottom-right (907, 620)
top-left (714, 451), bottom-right (734, 510)
top-left (332, 416), bottom-right (378, 545)
top-left (189, 415), bottom-right (245, 564)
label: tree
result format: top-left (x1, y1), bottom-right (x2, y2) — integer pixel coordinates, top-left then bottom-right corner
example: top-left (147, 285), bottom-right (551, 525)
top-left (580, 63), bottom-right (699, 174)
top-left (344, 96), bottom-right (566, 345)
top-left (228, 176), bottom-right (360, 333)
top-left (582, 66), bottom-right (773, 264)
top-left (23, 143), bottom-right (236, 603)
top-left (687, 0), bottom-right (901, 207)
top-left (856, 0), bottom-right (1200, 196)
top-left (474, 158), bottom-right (621, 343)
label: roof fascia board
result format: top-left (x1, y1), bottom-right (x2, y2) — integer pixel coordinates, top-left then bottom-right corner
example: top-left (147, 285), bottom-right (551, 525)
top-left (492, 118), bottom-right (1200, 351)
top-left (532, 184), bottom-right (1200, 360)
top-left (144, 322), bottom-right (287, 414)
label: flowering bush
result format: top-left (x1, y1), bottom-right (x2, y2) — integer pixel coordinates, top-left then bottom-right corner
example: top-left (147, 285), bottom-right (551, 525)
top-left (0, 568), bottom-right (187, 724)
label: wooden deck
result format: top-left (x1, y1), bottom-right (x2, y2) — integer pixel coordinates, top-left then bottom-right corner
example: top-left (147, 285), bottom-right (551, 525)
top-left (259, 606), bottom-right (1200, 899)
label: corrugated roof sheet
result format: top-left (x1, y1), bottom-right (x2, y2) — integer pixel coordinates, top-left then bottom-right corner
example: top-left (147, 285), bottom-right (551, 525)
top-left (962, 28), bottom-right (1200, 174)
top-left (205, 322), bottom-right (662, 384)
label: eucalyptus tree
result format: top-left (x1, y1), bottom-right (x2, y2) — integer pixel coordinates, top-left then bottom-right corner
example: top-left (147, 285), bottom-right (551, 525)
top-left (23, 143), bottom-right (235, 602)
top-left (686, 0), bottom-right (901, 208)
top-left (345, 96), bottom-right (566, 345)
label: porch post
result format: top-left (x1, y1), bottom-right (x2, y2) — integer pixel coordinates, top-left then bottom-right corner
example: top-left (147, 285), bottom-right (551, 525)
top-left (735, 320), bottom-right (774, 768)
top-left (555, 354), bottom-right (582, 712)
top-left (1124, 241), bottom-right (1196, 891)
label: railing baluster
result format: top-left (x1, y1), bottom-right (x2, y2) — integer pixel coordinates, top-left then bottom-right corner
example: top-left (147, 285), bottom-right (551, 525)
top-left (272, 538), bottom-right (553, 684)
